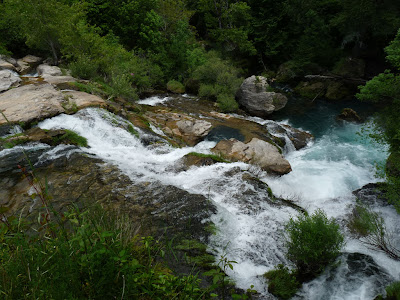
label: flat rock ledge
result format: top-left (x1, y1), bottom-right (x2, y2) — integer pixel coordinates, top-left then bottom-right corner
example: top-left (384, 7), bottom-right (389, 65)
top-left (0, 84), bottom-right (106, 125)
top-left (211, 138), bottom-right (292, 175)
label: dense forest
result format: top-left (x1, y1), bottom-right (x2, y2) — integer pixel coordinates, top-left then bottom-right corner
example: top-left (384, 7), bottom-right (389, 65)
top-left (1, 0), bottom-right (400, 299)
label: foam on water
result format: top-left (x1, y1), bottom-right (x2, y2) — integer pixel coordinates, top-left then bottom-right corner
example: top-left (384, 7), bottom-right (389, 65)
top-left (137, 95), bottom-right (171, 106)
top-left (37, 108), bottom-right (400, 299)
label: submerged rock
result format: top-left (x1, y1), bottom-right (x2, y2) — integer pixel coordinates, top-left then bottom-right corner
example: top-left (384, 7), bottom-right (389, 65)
top-left (236, 75), bottom-right (288, 117)
top-left (0, 69), bottom-right (22, 92)
top-left (337, 108), bottom-right (362, 122)
top-left (211, 138), bottom-right (292, 175)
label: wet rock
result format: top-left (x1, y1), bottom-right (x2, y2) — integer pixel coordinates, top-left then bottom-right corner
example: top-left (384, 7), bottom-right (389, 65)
top-left (266, 122), bottom-right (313, 150)
top-left (353, 183), bottom-right (388, 206)
top-left (236, 75), bottom-right (288, 117)
top-left (337, 108), bottom-right (362, 122)
top-left (0, 69), bottom-right (22, 92)
top-left (0, 84), bottom-right (65, 125)
top-left (0, 150), bottom-right (216, 242)
top-left (144, 109), bottom-right (212, 146)
top-left (178, 153), bottom-right (223, 171)
top-left (212, 138), bottom-right (292, 175)
top-left (37, 64), bottom-right (63, 76)
top-left (17, 55), bottom-right (43, 74)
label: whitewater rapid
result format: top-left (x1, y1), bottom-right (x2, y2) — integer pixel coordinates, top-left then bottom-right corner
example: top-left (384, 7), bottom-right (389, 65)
top-left (37, 106), bottom-right (400, 299)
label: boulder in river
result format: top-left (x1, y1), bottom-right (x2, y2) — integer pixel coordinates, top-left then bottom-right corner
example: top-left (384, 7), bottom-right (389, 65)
top-left (0, 56), bottom-right (17, 72)
top-left (0, 69), bottom-right (22, 92)
top-left (236, 75), bottom-right (288, 118)
top-left (37, 64), bottom-right (63, 77)
top-left (211, 138), bottom-right (292, 175)
top-left (144, 109), bottom-right (212, 146)
top-left (337, 108), bottom-right (362, 122)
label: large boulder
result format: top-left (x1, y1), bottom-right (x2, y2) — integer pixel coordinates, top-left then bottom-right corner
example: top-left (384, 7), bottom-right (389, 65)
top-left (0, 84), bottom-right (65, 125)
top-left (37, 64), bottom-right (63, 76)
top-left (0, 69), bottom-right (22, 92)
top-left (236, 75), bottom-right (288, 117)
top-left (211, 138), bottom-right (292, 175)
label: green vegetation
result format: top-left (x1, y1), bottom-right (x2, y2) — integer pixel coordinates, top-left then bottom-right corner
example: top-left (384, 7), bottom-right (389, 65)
top-left (348, 203), bottom-right (400, 260)
top-left (357, 29), bottom-right (400, 213)
top-left (0, 205), bottom-right (209, 299)
top-left (54, 129), bottom-right (88, 147)
top-left (264, 265), bottom-right (299, 300)
top-left (266, 209), bottom-right (344, 298)
top-left (167, 80), bottom-right (185, 94)
top-left (375, 281), bottom-right (400, 300)
top-left (285, 209), bottom-right (344, 277)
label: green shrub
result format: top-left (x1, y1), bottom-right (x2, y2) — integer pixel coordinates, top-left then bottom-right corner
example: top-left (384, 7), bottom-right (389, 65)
top-left (69, 54), bottom-right (99, 80)
top-left (0, 206), bottom-right (207, 299)
top-left (217, 94), bottom-right (239, 112)
top-left (386, 281), bottom-right (400, 300)
top-left (285, 209), bottom-right (345, 277)
top-left (167, 80), bottom-right (185, 93)
top-left (191, 51), bottom-right (242, 110)
top-left (264, 264), bottom-right (299, 299)
top-left (55, 130), bottom-right (88, 147)
top-left (348, 204), bottom-right (380, 237)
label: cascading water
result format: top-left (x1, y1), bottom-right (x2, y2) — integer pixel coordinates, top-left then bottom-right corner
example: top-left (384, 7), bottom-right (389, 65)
top-left (36, 102), bottom-right (400, 299)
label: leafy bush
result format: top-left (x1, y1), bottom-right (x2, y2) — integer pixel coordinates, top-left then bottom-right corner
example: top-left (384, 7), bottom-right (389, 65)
top-left (54, 129), bottom-right (88, 147)
top-left (386, 281), bottom-right (400, 300)
top-left (167, 80), bottom-right (185, 93)
top-left (285, 209), bottom-right (345, 276)
top-left (264, 264), bottom-right (299, 299)
top-left (0, 205), bottom-right (207, 299)
top-left (191, 51), bottom-right (242, 111)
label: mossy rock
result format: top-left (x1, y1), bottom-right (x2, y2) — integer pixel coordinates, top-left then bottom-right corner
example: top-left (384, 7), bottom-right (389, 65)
top-left (167, 80), bottom-right (185, 94)
top-left (294, 81), bottom-right (326, 99)
top-left (337, 108), bottom-right (362, 122)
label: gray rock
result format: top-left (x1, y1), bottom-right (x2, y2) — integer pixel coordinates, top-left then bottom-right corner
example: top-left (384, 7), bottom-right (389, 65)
top-left (211, 138), bottom-right (292, 175)
top-left (236, 75), bottom-right (288, 117)
top-left (0, 69), bottom-right (22, 92)
top-left (0, 58), bottom-right (17, 71)
top-left (0, 84), bottom-right (65, 125)
top-left (37, 64), bottom-right (63, 76)
top-left (17, 55), bottom-right (43, 74)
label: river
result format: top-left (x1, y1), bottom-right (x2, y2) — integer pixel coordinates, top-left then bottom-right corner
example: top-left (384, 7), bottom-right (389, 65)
top-left (37, 95), bottom-right (400, 299)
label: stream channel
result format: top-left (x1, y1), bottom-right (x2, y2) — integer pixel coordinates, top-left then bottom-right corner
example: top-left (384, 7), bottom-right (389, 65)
top-left (34, 94), bottom-right (400, 299)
